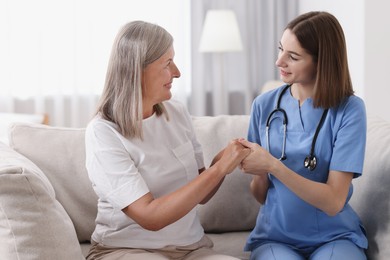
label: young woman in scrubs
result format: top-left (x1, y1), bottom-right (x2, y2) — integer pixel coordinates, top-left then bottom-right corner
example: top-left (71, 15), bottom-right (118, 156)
top-left (85, 21), bottom-right (250, 260)
top-left (239, 11), bottom-right (368, 259)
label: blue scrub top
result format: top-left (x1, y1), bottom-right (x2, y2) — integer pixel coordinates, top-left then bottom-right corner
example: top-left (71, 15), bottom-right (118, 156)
top-left (245, 85), bottom-right (368, 253)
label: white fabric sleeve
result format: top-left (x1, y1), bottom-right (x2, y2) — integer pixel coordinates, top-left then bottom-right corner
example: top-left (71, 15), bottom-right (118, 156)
top-left (85, 121), bottom-right (149, 210)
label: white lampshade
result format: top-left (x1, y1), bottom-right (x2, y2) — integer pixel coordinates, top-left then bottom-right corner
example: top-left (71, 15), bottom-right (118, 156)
top-left (199, 9), bottom-right (243, 53)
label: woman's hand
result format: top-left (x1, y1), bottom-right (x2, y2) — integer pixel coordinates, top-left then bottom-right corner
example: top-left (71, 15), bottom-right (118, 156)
top-left (237, 139), bottom-right (274, 204)
top-left (238, 139), bottom-right (277, 176)
top-left (213, 139), bottom-right (251, 175)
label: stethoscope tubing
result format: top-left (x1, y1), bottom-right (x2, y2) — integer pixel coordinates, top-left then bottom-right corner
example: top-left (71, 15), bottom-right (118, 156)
top-left (265, 85), bottom-right (328, 170)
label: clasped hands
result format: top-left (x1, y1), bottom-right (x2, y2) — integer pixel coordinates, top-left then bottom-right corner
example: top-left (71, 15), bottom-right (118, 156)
top-left (219, 138), bottom-right (274, 176)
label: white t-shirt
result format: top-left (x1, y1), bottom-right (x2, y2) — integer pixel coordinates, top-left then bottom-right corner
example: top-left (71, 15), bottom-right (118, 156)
top-left (85, 100), bottom-right (205, 249)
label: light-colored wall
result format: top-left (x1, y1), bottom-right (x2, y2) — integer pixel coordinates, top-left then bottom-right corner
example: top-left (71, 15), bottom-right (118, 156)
top-left (299, 0), bottom-right (390, 121)
top-left (364, 0), bottom-right (390, 122)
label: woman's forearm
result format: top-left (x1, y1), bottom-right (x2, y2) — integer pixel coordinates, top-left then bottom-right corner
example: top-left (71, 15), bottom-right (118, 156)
top-left (122, 163), bottom-right (227, 231)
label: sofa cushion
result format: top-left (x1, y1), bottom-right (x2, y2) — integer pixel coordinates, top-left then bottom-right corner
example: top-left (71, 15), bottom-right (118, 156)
top-left (349, 116), bottom-right (390, 260)
top-left (9, 123), bottom-right (98, 243)
top-left (192, 115), bottom-right (261, 233)
top-left (207, 231), bottom-right (250, 259)
top-left (0, 142), bottom-right (83, 260)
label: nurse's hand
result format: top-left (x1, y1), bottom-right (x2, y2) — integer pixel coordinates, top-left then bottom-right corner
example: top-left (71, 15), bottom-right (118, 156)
top-left (214, 140), bottom-right (251, 175)
top-left (238, 139), bottom-right (277, 176)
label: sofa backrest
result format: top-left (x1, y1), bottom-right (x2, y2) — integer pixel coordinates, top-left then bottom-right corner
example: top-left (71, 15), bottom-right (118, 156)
top-left (349, 116), bottom-right (390, 259)
top-left (193, 115), bottom-right (260, 232)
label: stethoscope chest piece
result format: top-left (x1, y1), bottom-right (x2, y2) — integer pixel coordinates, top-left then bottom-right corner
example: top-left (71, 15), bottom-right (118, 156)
top-left (304, 156), bottom-right (317, 171)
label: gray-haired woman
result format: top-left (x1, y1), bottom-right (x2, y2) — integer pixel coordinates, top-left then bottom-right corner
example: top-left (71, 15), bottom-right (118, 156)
top-left (85, 21), bottom-right (249, 260)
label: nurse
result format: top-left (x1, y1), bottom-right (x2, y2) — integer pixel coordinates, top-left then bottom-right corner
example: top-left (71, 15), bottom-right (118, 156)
top-left (239, 11), bottom-right (368, 259)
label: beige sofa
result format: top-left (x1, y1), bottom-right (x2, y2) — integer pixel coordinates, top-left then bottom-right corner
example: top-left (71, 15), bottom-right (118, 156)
top-left (0, 114), bottom-right (389, 260)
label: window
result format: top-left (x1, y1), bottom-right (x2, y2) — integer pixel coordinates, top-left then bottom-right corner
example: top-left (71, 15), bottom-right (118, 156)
top-left (0, 0), bottom-right (190, 102)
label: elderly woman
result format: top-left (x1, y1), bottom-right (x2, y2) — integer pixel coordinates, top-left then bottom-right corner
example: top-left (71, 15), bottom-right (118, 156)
top-left (85, 21), bottom-right (249, 260)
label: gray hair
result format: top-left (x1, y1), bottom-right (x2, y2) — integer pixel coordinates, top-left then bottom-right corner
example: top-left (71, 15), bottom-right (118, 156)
top-left (96, 21), bottom-right (173, 138)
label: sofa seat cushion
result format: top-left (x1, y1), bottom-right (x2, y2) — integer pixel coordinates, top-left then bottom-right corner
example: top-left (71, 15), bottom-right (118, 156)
top-left (207, 231), bottom-right (250, 259)
top-left (0, 142), bottom-right (83, 260)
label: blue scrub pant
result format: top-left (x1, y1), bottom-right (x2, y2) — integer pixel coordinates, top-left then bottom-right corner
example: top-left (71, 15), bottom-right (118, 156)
top-left (250, 240), bottom-right (366, 260)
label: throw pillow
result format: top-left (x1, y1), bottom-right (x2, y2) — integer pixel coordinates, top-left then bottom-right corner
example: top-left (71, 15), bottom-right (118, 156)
top-left (8, 123), bottom-right (98, 243)
top-left (0, 142), bottom-right (83, 260)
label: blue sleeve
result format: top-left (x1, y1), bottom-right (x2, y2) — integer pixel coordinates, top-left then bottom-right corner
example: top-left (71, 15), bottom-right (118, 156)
top-left (330, 96), bottom-right (367, 177)
top-left (247, 86), bottom-right (286, 147)
top-left (247, 98), bottom-right (262, 146)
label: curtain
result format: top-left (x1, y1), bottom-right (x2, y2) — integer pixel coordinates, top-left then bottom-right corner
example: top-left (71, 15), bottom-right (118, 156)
top-left (1, 0), bottom-right (298, 126)
top-left (190, 0), bottom-right (298, 116)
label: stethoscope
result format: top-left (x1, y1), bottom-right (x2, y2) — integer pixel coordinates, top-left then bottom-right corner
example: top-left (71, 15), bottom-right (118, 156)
top-left (265, 85), bottom-right (328, 171)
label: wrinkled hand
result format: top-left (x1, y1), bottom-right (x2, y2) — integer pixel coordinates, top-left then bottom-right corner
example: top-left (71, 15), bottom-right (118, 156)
top-left (238, 139), bottom-right (275, 176)
top-left (216, 139), bottom-right (251, 175)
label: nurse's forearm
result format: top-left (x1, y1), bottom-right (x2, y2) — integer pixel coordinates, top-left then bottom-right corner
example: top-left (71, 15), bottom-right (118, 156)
top-left (250, 175), bottom-right (269, 204)
top-left (269, 161), bottom-right (353, 216)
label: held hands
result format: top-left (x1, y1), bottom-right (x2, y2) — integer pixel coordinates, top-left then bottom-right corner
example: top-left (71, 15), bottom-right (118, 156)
top-left (238, 139), bottom-right (276, 176)
top-left (214, 139), bottom-right (251, 175)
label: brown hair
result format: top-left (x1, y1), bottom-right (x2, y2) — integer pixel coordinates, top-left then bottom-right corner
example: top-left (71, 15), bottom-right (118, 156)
top-left (96, 21), bottom-right (173, 139)
top-left (286, 11), bottom-right (353, 108)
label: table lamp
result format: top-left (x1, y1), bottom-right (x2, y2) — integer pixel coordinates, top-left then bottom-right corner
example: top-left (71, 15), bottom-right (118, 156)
top-left (199, 9), bottom-right (243, 115)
